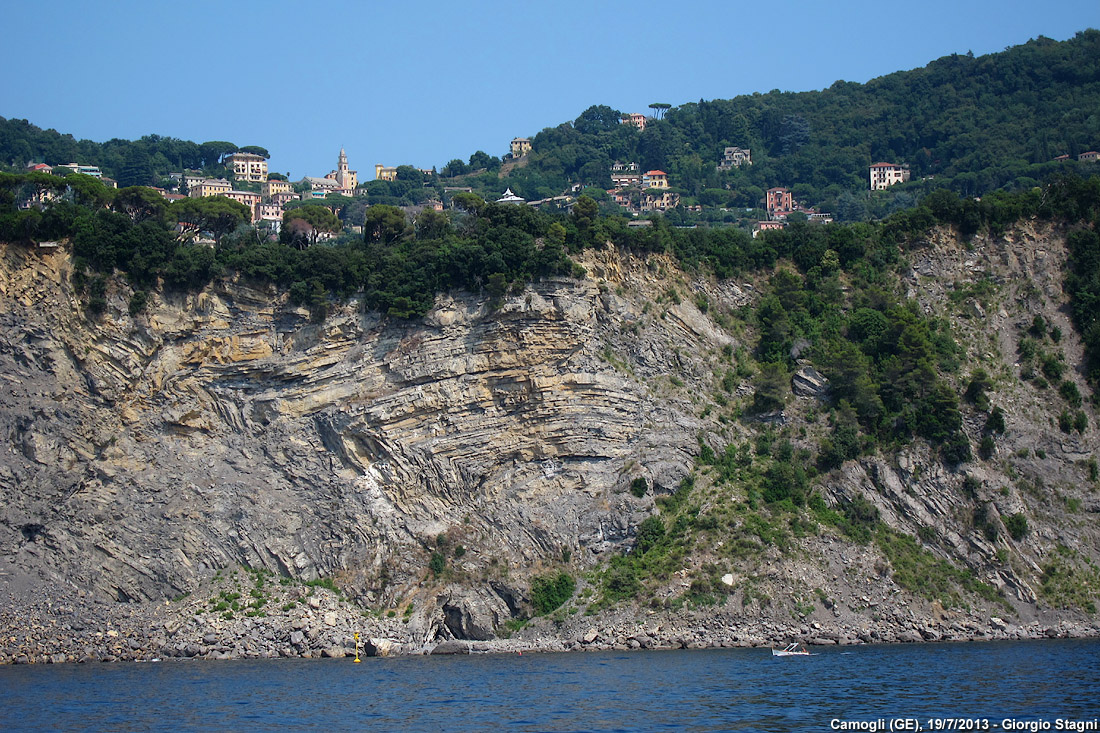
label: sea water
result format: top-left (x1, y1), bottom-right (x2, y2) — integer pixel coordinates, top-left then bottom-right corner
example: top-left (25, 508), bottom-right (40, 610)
top-left (1, 639), bottom-right (1097, 732)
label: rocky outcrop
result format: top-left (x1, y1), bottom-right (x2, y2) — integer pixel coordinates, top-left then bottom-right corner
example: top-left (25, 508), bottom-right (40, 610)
top-left (1, 224), bottom-right (1098, 660)
top-left (0, 242), bottom-right (729, 616)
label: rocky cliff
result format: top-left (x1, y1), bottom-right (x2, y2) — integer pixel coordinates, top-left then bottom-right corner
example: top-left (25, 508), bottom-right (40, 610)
top-left (1, 224), bottom-right (1098, 661)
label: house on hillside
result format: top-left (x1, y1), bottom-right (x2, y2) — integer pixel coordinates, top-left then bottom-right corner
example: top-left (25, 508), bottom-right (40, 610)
top-left (190, 178), bottom-right (232, 198)
top-left (641, 190), bottom-right (679, 213)
top-left (642, 170), bottom-right (669, 189)
top-left (299, 176), bottom-right (342, 199)
top-left (263, 179), bottom-right (293, 198)
top-left (766, 187), bottom-right (794, 218)
top-left (1079, 151), bottom-right (1099, 163)
top-left (226, 152), bottom-right (268, 182)
top-left (255, 202), bottom-right (284, 232)
top-left (611, 161), bottom-right (641, 187)
top-left (510, 138), bottom-right (532, 158)
top-left (754, 220), bottom-right (786, 238)
top-left (869, 162), bottom-right (910, 190)
top-left (271, 191), bottom-right (300, 207)
top-left (718, 147), bottom-right (752, 170)
top-left (223, 189), bottom-right (262, 218)
top-left (622, 113), bottom-right (647, 131)
top-left (497, 188), bottom-right (525, 204)
top-left (374, 165), bottom-right (398, 181)
top-left (55, 163), bottom-right (102, 178)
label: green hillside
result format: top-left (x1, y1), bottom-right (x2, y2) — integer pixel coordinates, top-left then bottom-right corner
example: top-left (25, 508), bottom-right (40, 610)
top-left (472, 30), bottom-right (1100, 219)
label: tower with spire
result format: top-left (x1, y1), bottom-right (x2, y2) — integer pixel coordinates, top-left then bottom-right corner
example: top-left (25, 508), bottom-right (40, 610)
top-left (332, 148), bottom-right (357, 194)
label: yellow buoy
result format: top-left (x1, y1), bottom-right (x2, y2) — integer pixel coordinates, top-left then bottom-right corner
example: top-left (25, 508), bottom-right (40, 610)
top-left (354, 632), bottom-right (361, 663)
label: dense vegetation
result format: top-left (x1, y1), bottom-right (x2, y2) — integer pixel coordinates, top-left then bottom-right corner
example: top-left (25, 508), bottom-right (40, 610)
top-left (442, 31), bottom-right (1100, 219)
top-left (0, 124), bottom-right (269, 188)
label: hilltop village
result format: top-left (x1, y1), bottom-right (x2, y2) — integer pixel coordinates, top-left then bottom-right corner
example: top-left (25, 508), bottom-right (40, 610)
top-left (21, 110), bottom-right (1053, 242)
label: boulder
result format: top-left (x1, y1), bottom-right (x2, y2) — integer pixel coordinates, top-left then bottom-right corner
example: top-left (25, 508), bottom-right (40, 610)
top-left (441, 587), bottom-right (511, 641)
top-left (430, 641), bottom-right (470, 655)
top-left (791, 366), bottom-right (829, 398)
top-left (363, 638), bottom-right (396, 657)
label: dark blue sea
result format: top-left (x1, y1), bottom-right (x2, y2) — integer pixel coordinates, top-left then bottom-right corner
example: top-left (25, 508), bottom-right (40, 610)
top-left (1, 639), bottom-right (1098, 732)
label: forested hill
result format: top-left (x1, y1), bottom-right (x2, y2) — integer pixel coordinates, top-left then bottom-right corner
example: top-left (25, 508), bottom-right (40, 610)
top-left (485, 30), bottom-right (1100, 216)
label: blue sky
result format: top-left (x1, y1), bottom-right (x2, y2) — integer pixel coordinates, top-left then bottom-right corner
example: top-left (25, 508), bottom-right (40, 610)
top-left (3, 0), bottom-right (1098, 180)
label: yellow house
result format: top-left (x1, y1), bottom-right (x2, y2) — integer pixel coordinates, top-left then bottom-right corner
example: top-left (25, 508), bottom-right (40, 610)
top-left (510, 138), bottom-right (532, 158)
top-left (190, 178), bottom-right (232, 198)
top-left (642, 170), bottom-right (669, 189)
top-left (226, 153), bottom-right (269, 182)
top-left (375, 164), bottom-right (398, 181)
top-left (262, 179), bottom-right (293, 198)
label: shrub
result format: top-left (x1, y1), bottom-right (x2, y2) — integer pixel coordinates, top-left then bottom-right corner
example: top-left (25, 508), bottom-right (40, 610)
top-left (1074, 410), bottom-right (1088, 433)
top-left (962, 474), bottom-right (981, 498)
top-left (630, 477), bottom-right (649, 498)
top-left (128, 291), bottom-right (148, 316)
top-left (1041, 353), bottom-right (1066, 380)
top-left (985, 406), bottom-right (1006, 434)
top-left (429, 552), bottom-right (446, 577)
top-left (1004, 513), bottom-right (1029, 541)
top-left (940, 432), bottom-right (972, 465)
top-left (603, 557), bottom-right (640, 600)
top-left (761, 461), bottom-right (808, 505)
top-left (634, 516), bottom-right (666, 554)
top-left (875, 527), bottom-right (1001, 607)
top-left (965, 368), bottom-right (993, 411)
top-left (1060, 380), bottom-right (1082, 407)
top-left (978, 435), bottom-right (996, 460)
top-left (531, 572), bottom-right (576, 615)
top-left (840, 495), bottom-right (880, 544)
top-left (1059, 410), bottom-right (1074, 433)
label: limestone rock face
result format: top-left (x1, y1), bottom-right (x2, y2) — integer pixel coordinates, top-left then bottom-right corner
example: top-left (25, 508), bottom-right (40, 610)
top-left (0, 243), bottom-right (724, 615)
top-left (3, 226), bottom-right (1099, 645)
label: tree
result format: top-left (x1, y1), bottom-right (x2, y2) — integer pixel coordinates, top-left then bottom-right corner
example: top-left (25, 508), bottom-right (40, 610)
top-left (574, 105), bottom-right (623, 135)
top-left (468, 150), bottom-right (500, 171)
top-left (170, 196), bottom-right (250, 242)
top-left (282, 204), bottom-right (342, 248)
top-left (649, 103), bottom-right (672, 120)
top-left (571, 195), bottom-right (599, 244)
top-left (118, 147), bottom-right (155, 188)
top-left (114, 186), bottom-right (167, 224)
top-left (450, 192), bottom-right (485, 215)
top-left (237, 145), bottom-right (270, 159)
top-left (750, 361), bottom-right (789, 414)
top-left (440, 159), bottom-right (470, 177)
top-left (64, 174), bottom-right (114, 209)
top-left (199, 141), bottom-right (238, 168)
top-left (363, 205), bottom-right (407, 244)
top-left (414, 208), bottom-right (450, 240)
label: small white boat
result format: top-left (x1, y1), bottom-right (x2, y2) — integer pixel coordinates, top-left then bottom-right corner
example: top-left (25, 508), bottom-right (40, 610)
top-left (771, 642), bottom-right (811, 657)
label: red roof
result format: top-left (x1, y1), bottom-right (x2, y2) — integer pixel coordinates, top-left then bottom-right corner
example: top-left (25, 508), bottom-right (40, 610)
top-left (645, 170), bottom-right (667, 176)
top-left (869, 162), bottom-right (898, 168)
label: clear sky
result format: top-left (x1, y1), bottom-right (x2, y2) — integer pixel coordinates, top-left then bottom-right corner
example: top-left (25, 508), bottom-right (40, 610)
top-left (3, 0), bottom-right (1097, 180)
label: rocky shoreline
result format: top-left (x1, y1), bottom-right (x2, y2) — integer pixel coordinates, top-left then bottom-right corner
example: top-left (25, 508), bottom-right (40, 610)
top-left (3, 579), bottom-right (1097, 666)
